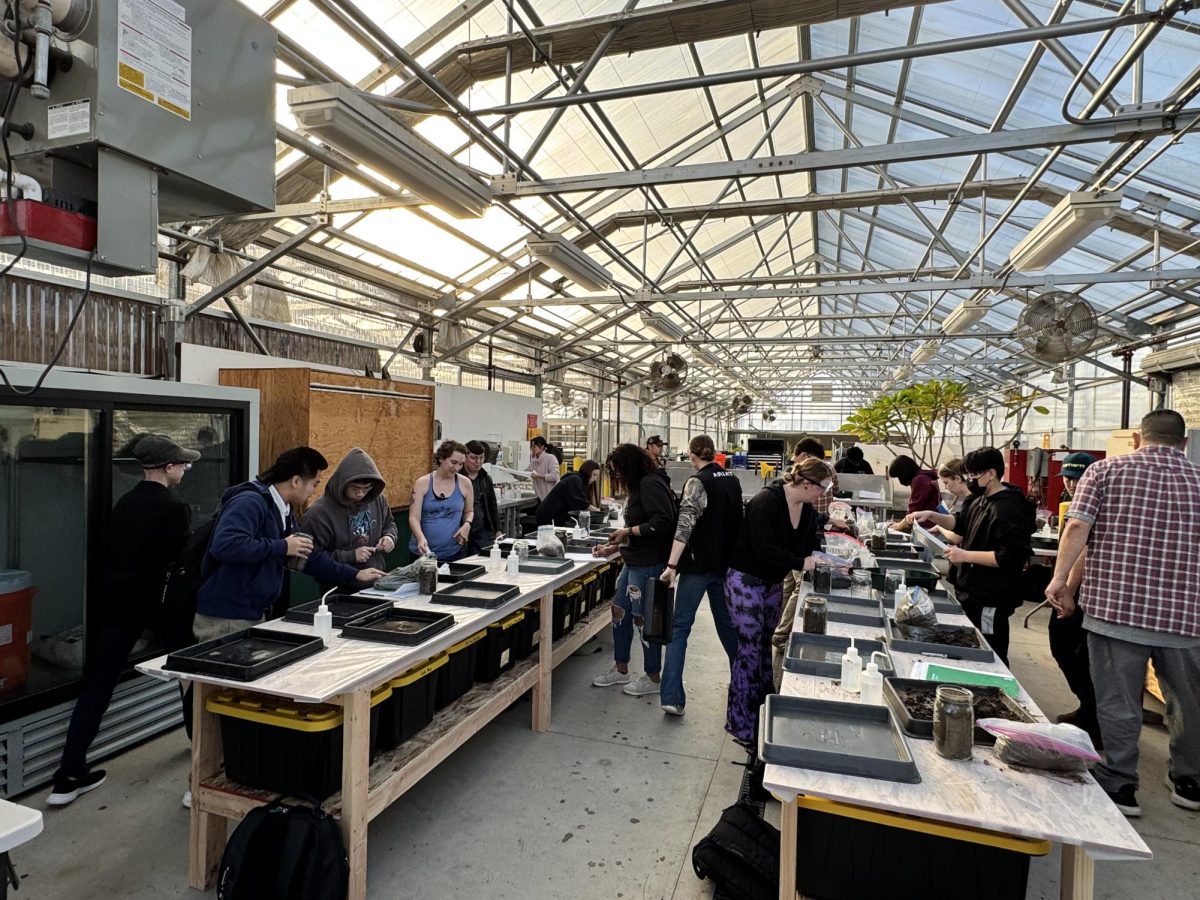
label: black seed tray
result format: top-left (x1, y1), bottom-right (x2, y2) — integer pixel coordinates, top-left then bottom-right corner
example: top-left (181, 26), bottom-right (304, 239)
top-left (340, 607), bottom-right (455, 645)
top-left (884, 617), bottom-right (995, 663)
top-left (439, 562), bottom-right (486, 584)
top-left (783, 632), bottom-right (894, 679)
top-left (430, 580), bottom-right (521, 609)
top-left (882, 677), bottom-right (1035, 745)
top-left (164, 628), bottom-right (324, 681)
top-left (759, 694), bottom-right (921, 783)
top-left (285, 595), bottom-right (394, 627)
top-left (518, 557), bottom-right (575, 575)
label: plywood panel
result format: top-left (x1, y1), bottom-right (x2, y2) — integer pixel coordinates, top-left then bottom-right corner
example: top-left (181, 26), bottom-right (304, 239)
top-left (218, 367), bottom-right (310, 475)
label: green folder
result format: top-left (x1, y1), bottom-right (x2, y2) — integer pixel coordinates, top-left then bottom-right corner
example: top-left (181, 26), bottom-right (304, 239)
top-left (921, 663), bottom-right (1021, 698)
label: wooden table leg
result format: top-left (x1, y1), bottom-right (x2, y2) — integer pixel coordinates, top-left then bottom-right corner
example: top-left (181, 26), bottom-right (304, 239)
top-left (188, 682), bottom-right (226, 891)
top-left (341, 688), bottom-right (371, 900)
top-left (1060, 844), bottom-right (1095, 900)
top-left (778, 796), bottom-right (798, 900)
top-left (532, 590), bottom-right (553, 732)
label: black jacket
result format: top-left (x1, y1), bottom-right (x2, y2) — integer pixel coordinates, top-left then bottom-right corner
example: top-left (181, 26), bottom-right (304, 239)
top-left (104, 481), bottom-right (192, 623)
top-left (620, 470), bottom-right (677, 567)
top-left (834, 457), bottom-right (874, 475)
top-left (951, 484), bottom-right (1034, 611)
top-left (468, 467), bottom-right (501, 536)
top-left (679, 463), bottom-right (744, 575)
top-left (728, 483), bottom-right (819, 584)
top-left (536, 470), bottom-right (590, 526)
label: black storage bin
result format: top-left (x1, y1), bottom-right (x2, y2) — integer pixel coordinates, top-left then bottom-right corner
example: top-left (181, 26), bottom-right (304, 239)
top-left (476, 611), bottom-right (525, 682)
top-left (515, 602), bottom-right (542, 660)
top-left (208, 684), bottom-right (392, 801)
top-left (552, 584), bottom-right (582, 640)
top-left (376, 654), bottom-right (446, 752)
top-left (580, 572), bottom-right (600, 613)
top-left (434, 630), bottom-right (486, 709)
top-left (793, 797), bottom-right (1048, 900)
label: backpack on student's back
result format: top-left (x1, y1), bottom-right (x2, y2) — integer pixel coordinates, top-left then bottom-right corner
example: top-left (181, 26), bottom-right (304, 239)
top-left (161, 484), bottom-right (270, 622)
top-left (217, 799), bottom-right (348, 900)
top-left (692, 801), bottom-right (780, 900)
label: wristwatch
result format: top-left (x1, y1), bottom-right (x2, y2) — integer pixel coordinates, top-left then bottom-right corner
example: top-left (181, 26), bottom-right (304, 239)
top-left (664, 563), bottom-right (677, 570)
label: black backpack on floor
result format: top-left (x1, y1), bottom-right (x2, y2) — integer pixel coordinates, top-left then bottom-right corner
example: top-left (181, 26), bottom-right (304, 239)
top-left (692, 800), bottom-right (780, 900)
top-left (217, 799), bottom-right (348, 900)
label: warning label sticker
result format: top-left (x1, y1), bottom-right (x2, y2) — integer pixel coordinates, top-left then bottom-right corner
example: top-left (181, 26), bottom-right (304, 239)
top-left (117, 0), bottom-right (192, 121)
top-left (47, 98), bottom-right (91, 139)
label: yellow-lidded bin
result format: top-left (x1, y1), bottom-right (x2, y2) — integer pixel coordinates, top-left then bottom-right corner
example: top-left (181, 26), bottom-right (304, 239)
top-left (580, 573), bottom-right (600, 614)
top-left (377, 653), bottom-right (448, 751)
top-left (207, 683), bottom-right (392, 800)
top-left (434, 630), bottom-right (487, 710)
top-left (553, 584), bottom-right (583, 640)
top-left (516, 602), bottom-right (541, 661)
top-left (476, 612), bottom-right (525, 682)
top-left (792, 795), bottom-right (1049, 900)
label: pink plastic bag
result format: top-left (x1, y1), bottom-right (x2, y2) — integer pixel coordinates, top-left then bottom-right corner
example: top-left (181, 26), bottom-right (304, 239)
top-left (978, 719), bottom-right (1101, 773)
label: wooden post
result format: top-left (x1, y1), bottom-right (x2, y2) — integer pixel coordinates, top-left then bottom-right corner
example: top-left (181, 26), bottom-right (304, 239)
top-left (532, 590), bottom-right (553, 731)
top-left (341, 688), bottom-right (372, 900)
top-left (778, 796), bottom-right (798, 900)
top-left (1060, 844), bottom-right (1095, 900)
top-left (189, 682), bottom-right (227, 891)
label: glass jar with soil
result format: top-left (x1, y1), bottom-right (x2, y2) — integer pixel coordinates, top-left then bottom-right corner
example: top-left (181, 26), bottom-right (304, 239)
top-left (933, 686), bottom-right (974, 760)
top-left (801, 596), bottom-right (827, 634)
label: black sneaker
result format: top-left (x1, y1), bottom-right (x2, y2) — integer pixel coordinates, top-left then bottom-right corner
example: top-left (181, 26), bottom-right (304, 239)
top-left (46, 769), bottom-right (107, 807)
top-left (1106, 784), bottom-right (1141, 817)
top-left (1166, 774), bottom-right (1200, 811)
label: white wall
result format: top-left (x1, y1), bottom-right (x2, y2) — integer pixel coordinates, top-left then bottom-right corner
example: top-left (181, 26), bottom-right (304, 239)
top-left (435, 383), bottom-right (542, 469)
top-left (179, 343), bottom-right (353, 385)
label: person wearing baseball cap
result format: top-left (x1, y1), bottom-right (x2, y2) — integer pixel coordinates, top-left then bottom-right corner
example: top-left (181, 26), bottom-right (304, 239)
top-left (48, 433), bottom-right (200, 807)
top-left (1049, 450), bottom-right (1100, 747)
top-left (645, 435), bottom-right (666, 468)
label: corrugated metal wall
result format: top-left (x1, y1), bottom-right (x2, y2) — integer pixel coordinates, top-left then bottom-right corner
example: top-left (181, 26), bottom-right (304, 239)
top-left (1, 275), bottom-right (380, 375)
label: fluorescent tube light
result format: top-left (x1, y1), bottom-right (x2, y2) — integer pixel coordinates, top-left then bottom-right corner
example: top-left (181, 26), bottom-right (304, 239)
top-left (525, 233), bottom-right (613, 291)
top-left (695, 349), bottom-right (722, 367)
top-left (640, 311), bottom-right (687, 342)
top-left (289, 83), bottom-right (492, 219)
top-left (894, 365), bottom-right (914, 382)
top-left (911, 340), bottom-right (940, 364)
top-left (941, 299), bottom-right (990, 334)
top-left (1007, 190), bottom-right (1122, 272)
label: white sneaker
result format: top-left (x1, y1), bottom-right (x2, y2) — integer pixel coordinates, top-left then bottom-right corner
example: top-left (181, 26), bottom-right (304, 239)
top-left (592, 665), bottom-right (631, 687)
top-left (662, 704), bottom-right (684, 716)
top-left (623, 674), bottom-right (661, 696)
top-left (182, 790), bottom-right (192, 810)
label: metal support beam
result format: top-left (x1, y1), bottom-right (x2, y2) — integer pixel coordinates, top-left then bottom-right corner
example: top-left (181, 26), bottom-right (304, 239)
top-left (184, 221), bottom-right (326, 318)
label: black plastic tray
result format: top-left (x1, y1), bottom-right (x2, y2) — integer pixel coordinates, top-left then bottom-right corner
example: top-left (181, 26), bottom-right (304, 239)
top-left (438, 562), bottom-right (485, 584)
top-left (164, 628), bottom-right (324, 681)
top-left (430, 580), bottom-right (521, 609)
top-left (783, 633), bottom-right (895, 679)
top-left (883, 677), bottom-right (1034, 745)
top-left (823, 597), bottom-right (885, 627)
top-left (518, 557), bottom-right (575, 575)
top-left (495, 541), bottom-right (540, 559)
top-left (874, 546), bottom-right (920, 559)
top-left (868, 561), bottom-right (940, 591)
top-left (884, 617), bottom-right (995, 662)
top-left (339, 607), bottom-right (455, 645)
top-left (760, 694), bottom-right (921, 783)
top-left (284, 595), bottom-right (394, 627)
top-left (1032, 534), bottom-right (1059, 550)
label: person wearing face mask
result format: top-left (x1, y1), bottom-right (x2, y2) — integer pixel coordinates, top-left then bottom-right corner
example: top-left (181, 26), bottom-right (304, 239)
top-left (907, 447), bottom-right (1033, 666)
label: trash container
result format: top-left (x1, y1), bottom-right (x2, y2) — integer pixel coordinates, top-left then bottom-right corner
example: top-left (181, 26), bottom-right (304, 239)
top-left (0, 570), bottom-right (35, 694)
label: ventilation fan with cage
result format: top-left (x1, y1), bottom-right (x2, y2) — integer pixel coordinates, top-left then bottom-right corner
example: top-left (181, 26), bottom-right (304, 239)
top-left (1014, 291), bottom-right (1098, 363)
top-left (649, 352), bottom-right (688, 391)
top-left (732, 394), bottom-right (753, 416)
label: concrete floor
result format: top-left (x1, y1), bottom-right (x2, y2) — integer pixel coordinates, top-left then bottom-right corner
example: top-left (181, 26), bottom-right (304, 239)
top-left (13, 601), bottom-right (1200, 899)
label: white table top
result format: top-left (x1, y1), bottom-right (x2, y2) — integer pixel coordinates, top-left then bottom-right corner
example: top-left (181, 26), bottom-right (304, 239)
top-left (0, 799), bottom-right (43, 854)
top-left (763, 584), bottom-right (1152, 861)
top-left (137, 556), bottom-right (602, 704)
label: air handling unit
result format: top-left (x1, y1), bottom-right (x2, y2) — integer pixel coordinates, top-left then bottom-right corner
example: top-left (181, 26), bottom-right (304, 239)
top-left (4, 0), bottom-right (276, 276)
top-left (290, 82), bottom-right (492, 219)
top-left (1007, 191), bottom-right (1123, 272)
top-left (1142, 343), bottom-right (1200, 375)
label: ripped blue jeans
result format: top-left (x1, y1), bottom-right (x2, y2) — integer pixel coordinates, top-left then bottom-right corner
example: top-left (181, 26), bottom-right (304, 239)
top-left (612, 562), bottom-right (664, 675)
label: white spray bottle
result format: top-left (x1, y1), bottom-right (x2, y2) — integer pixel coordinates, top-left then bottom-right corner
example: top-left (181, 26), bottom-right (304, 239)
top-left (860, 651), bottom-right (888, 704)
top-left (314, 586), bottom-right (335, 641)
top-left (840, 638), bottom-right (861, 694)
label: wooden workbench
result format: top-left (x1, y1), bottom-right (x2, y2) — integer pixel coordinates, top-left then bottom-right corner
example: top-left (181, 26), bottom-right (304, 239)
top-left (764, 582), bottom-right (1151, 900)
top-left (139, 554), bottom-right (609, 899)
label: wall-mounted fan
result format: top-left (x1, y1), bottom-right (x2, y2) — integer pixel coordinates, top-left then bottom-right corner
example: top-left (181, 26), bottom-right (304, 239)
top-left (1014, 291), bottom-right (1098, 363)
top-left (649, 352), bottom-right (688, 391)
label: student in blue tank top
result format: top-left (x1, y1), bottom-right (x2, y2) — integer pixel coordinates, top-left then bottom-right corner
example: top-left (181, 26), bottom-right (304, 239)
top-left (409, 440), bottom-right (474, 562)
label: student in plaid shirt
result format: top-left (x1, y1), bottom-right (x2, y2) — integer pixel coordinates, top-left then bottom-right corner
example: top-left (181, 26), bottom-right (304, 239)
top-left (1047, 410), bottom-right (1200, 818)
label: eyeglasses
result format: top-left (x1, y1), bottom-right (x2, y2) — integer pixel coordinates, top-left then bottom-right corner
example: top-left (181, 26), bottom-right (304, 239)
top-left (801, 476), bottom-right (833, 493)
top-left (170, 462), bottom-right (193, 471)
top-left (964, 472), bottom-right (990, 483)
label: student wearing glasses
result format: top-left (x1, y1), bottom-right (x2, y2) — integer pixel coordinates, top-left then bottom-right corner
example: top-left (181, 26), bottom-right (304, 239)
top-left (410, 440), bottom-right (475, 561)
top-left (304, 447), bottom-right (399, 578)
top-left (905, 447), bottom-right (1034, 665)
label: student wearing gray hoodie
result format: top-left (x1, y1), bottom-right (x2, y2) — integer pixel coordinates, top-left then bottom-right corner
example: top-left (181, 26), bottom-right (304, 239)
top-left (304, 447), bottom-right (399, 574)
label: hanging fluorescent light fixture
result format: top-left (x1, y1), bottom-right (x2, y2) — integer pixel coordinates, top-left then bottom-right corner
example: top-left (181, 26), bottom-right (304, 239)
top-left (640, 311), bottom-right (687, 342)
top-left (1007, 190), bottom-right (1123, 272)
top-left (525, 233), bottom-right (613, 291)
top-left (894, 364), bottom-right (914, 382)
top-left (941, 298), bottom-right (990, 334)
top-left (694, 348), bottom-right (722, 367)
top-left (911, 340), bottom-right (940, 364)
top-left (288, 83), bottom-right (492, 218)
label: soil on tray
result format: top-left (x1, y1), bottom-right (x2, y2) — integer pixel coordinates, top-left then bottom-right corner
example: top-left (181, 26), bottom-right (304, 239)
top-left (894, 622), bottom-right (981, 648)
top-left (893, 685), bottom-right (1016, 721)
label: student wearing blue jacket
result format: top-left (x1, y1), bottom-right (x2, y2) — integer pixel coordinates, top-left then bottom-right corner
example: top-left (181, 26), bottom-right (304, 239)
top-left (194, 446), bottom-right (385, 640)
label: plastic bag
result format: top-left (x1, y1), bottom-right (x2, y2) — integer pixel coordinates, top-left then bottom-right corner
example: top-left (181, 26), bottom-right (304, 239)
top-left (823, 533), bottom-right (864, 561)
top-left (374, 560), bottom-right (421, 592)
top-left (978, 719), bottom-right (1101, 773)
top-left (895, 587), bottom-right (938, 628)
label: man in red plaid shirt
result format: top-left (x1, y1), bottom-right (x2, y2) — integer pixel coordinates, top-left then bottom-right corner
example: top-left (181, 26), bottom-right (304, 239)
top-left (1047, 410), bottom-right (1200, 818)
